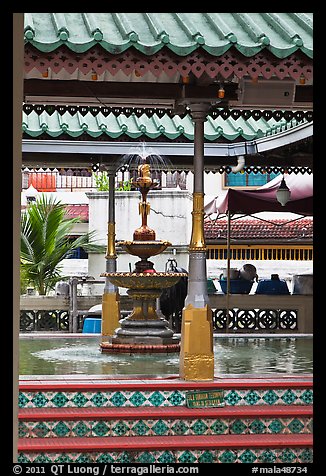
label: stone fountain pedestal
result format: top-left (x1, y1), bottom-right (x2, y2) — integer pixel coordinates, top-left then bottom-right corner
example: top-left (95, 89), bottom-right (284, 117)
top-left (100, 272), bottom-right (185, 354)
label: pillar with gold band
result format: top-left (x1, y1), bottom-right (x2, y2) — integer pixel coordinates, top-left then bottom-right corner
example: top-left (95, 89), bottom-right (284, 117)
top-left (101, 170), bottom-right (121, 342)
top-left (179, 102), bottom-right (214, 381)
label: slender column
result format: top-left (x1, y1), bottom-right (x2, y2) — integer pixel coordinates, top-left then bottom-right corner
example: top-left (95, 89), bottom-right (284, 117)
top-left (101, 168), bottom-right (121, 342)
top-left (13, 12), bottom-right (24, 462)
top-left (179, 103), bottom-right (214, 381)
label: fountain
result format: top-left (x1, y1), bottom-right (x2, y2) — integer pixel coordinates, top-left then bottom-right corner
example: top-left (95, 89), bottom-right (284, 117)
top-left (100, 155), bottom-right (187, 354)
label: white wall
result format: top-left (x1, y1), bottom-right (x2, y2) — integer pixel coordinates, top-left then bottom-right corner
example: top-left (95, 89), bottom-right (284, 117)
top-left (87, 190), bottom-right (193, 281)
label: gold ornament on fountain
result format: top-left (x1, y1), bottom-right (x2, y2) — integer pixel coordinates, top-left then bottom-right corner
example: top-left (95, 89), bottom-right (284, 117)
top-left (132, 162), bottom-right (159, 241)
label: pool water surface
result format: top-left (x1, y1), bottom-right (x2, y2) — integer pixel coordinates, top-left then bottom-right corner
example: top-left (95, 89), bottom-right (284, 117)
top-left (19, 336), bottom-right (313, 376)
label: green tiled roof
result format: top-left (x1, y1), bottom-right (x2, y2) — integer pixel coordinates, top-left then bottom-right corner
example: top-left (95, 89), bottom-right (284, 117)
top-left (24, 13), bottom-right (313, 58)
top-left (22, 110), bottom-right (304, 141)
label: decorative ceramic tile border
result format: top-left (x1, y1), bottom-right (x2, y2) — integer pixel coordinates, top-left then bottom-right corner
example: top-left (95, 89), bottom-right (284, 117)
top-left (17, 447), bottom-right (313, 464)
top-left (18, 388), bottom-right (314, 409)
top-left (19, 417), bottom-right (313, 438)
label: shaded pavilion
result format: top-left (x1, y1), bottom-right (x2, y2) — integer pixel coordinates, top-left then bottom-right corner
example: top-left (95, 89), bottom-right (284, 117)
top-left (22, 13), bottom-right (313, 381)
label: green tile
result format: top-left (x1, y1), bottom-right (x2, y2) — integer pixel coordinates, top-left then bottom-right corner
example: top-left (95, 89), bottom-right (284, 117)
top-left (129, 391), bottom-right (146, 407)
top-left (249, 419), bottom-right (266, 434)
top-left (245, 390), bottom-right (260, 405)
top-left (259, 449), bottom-right (277, 463)
top-left (31, 392), bottom-right (49, 408)
top-left (198, 450), bottom-right (215, 463)
top-left (18, 393), bottom-right (29, 408)
top-left (91, 392), bottom-right (108, 407)
top-left (73, 421), bottom-right (90, 437)
top-left (33, 422), bottom-right (50, 438)
top-left (72, 392), bottom-right (88, 407)
top-left (152, 419), bottom-right (169, 435)
top-left (18, 422), bottom-right (29, 438)
top-left (18, 453), bottom-right (31, 463)
top-left (51, 392), bottom-right (68, 408)
top-left (117, 452), bottom-right (133, 463)
top-left (111, 421), bottom-right (129, 436)
top-left (96, 453), bottom-right (115, 463)
top-left (168, 391), bottom-right (185, 406)
top-left (53, 421), bottom-right (70, 437)
top-left (211, 419), bottom-right (228, 434)
top-left (171, 420), bottom-right (188, 435)
top-left (239, 449), bottom-right (257, 463)
top-left (148, 391), bottom-right (165, 407)
top-left (132, 420), bottom-right (150, 436)
top-left (93, 421), bottom-right (110, 437)
top-left (218, 450), bottom-right (237, 463)
top-left (110, 391), bottom-right (127, 407)
top-left (288, 418), bottom-right (305, 433)
top-left (300, 389), bottom-right (313, 404)
top-left (34, 454), bottom-right (52, 463)
top-left (178, 450), bottom-right (196, 463)
top-left (192, 419), bottom-right (208, 435)
top-left (262, 390), bottom-right (279, 405)
top-left (299, 448), bottom-right (313, 463)
top-left (279, 449), bottom-right (297, 463)
top-left (136, 451), bottom-right (156, 463)
top-left (158, 451), bottom-right (176, 463)
top-left (225, 390), bottom-right (241, 405)
top-left (75, 454), bottom-right (94, 463)
top-left (230, 419), bottom-right (247, 434)
top-left (268, 419), bottom-right (285, 434)
top-left (54, 455), bottom-right (74, 463)
top-left (281, 390), bottom-right (298, 405)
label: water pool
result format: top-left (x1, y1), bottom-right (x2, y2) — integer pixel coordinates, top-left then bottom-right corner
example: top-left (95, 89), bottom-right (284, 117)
top-left (19, 335), bottom-right (313, 376)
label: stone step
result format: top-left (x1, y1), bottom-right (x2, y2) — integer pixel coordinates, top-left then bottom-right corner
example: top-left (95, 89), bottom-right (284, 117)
top-left (17, 433), bottom-right (313, 464)
top-left (18, 405), bottom-right (313, 438)
top-left (19, 376), bottom-right (313, 409)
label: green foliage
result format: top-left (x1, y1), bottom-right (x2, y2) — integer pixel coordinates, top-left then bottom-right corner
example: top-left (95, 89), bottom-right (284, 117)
top-left (20, 194), bottom-right (105, 295)
top-left (93, 172), bottom-right (133, 192)
top-left (93, 172), bottom-right (110, 191)
top-left (115, 179), bottom-right (133, 191)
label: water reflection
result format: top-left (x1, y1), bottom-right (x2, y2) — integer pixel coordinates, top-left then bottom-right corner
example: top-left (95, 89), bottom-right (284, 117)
top-left (19, 337), bottom-right (313, 376)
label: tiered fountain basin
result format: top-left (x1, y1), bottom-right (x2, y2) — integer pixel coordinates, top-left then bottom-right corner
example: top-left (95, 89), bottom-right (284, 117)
top-left (100, 271), bottom-right (187, 354)
top-left (102, 271), bottom-right (186, 290)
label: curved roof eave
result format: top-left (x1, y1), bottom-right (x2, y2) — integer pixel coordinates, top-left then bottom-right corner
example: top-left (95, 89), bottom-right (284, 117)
top-left (24, 13), bottom-right (313, 59)
top-left (22, 121), bottom-right (313, 158)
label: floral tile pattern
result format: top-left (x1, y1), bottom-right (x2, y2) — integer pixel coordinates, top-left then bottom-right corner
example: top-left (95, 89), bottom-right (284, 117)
top-left (18, 387), bottom-right (313, 409)
top-left (20, 416), bottom-right (312, 438)
top-left (18, 447), bottom-right (313, 464)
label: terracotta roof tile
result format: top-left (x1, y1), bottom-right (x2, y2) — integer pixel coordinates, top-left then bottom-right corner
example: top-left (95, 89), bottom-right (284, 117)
top-left (204, 217), bottom-right (313, 241)
top-left (64, 204), bottom-right (89, 222)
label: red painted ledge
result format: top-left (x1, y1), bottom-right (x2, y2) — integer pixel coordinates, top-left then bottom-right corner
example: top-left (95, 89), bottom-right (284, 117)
top-left (18, 404), bottom-right (313, 421)
top-left (19, 376), bottom-right (313, 392)
top-left (18, 433), bottom-right (313, 452)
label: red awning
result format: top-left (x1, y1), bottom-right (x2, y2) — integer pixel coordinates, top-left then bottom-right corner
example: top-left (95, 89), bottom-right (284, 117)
top-left (212, 173), bottom-right (313, 216)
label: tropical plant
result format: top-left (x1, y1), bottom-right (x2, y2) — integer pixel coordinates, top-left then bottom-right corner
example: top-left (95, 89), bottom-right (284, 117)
top-left (115, 179), bottom-right (133, 191)
top-left (20, 194), bottom-right (105, 295)
top-left (93, 171), bottom-right (110, 191)
top-left (93, 172), bottom-right (133, 191)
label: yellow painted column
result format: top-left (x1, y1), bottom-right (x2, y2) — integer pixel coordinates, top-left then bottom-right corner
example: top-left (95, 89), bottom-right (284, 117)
top-left (179, 102), bottom-right (214, 381)
top-left (101, 221), bottom-right (120, 339)
top-left (101, 173), bottom-right (121, 343)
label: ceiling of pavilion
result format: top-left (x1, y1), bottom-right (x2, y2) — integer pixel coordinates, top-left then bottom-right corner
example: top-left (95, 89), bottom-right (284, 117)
top-left (22, 13), bottom-right (313, 173)
top-left (23, 13), bottom-right (313, 113)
